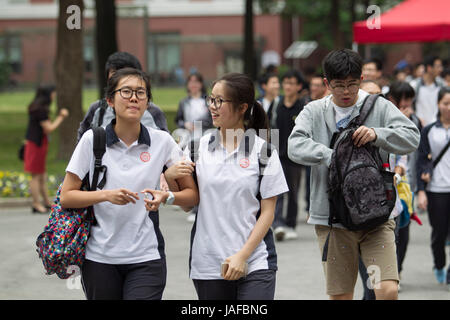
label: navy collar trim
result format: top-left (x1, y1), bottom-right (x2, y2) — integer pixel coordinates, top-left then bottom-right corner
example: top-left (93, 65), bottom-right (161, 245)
top-left (105, 119), bottom-right (151, 147)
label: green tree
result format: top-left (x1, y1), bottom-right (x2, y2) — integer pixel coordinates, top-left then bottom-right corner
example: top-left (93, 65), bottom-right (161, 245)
top-left (260, 0), bottom-right (402, 49)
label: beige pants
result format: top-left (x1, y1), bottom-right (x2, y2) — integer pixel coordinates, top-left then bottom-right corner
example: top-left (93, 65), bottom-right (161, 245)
top-left (315, 220), bottom-right (399, 296)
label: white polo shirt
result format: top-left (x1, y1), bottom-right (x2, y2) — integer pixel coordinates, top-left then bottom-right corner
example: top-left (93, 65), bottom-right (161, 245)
top-left (189, 130), bottom-right (289, 280)
top-left (66, 122), bottom-right (183, 265)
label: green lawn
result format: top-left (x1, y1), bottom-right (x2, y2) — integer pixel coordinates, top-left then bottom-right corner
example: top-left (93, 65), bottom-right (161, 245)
top-left (0, 87), bottom-right (186, 179)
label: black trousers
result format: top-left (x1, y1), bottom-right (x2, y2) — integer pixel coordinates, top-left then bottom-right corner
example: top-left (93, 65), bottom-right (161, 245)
top-left (81, 258), bottom-right (166, 300)
top-left (273, 159), bottom-right (302, 229)
top-left (192, 269), bottom-right (276, 300)
top-left (426, 192), bottom-right (450, 273)
top-left (396, 222), bottom-right (410, 274)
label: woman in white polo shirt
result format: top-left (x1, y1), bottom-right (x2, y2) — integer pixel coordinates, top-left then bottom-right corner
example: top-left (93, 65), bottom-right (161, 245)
top-left (60, 68), bottom-right (199, 300)
top-left (165, 73), bottom-right (289, 300)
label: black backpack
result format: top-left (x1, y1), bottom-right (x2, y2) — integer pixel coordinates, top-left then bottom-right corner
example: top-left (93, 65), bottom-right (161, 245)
top-left (322, 94), bottom-right (396, 262)
top-left (327, 94), bottom-right (396, 231)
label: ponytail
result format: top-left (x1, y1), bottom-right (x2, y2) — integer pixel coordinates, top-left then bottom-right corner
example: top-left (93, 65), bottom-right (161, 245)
top-left (245, 100), bottom-right (269, 133)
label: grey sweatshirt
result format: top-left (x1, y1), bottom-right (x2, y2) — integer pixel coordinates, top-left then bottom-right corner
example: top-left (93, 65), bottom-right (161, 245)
top-left (287, 90), bottom-right (420, 228)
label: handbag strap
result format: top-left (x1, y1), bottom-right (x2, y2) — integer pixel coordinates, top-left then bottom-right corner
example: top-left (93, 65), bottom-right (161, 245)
top-left (433, 138), bottom-right (450, 168)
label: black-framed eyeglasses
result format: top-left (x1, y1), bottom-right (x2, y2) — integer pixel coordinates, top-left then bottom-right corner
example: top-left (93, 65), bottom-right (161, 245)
top-left (205, 95), bottom-right (232, 110)
top-left (114, 87), bottom-right (148, 100)
top-left (329, 81), bottom-right (360, 94)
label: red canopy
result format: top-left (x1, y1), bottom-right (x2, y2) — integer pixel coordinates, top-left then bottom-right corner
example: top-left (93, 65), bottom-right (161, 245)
top-left (353, 0), bottom-right (450, 44)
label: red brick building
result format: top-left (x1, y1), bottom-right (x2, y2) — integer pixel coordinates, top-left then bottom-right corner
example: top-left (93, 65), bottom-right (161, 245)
top-left (0, 0), bottom-right (298, 86)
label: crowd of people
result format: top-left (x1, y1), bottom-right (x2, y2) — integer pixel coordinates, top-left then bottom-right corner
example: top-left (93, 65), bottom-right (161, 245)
top-left (24, 49), bottom-right (450, 300)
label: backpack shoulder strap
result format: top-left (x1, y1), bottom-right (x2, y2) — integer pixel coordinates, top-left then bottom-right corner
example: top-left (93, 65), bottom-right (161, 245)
top-left (355, 94), bottom-right (380, 126)
top-left (97, 99), bottom-right (108, 127)
top-left (258, 141), bottom-right (273, 178)
top-left (256, 141), bottom-right (273, 200)
top-left (91, 127), bottom-right (107, 191)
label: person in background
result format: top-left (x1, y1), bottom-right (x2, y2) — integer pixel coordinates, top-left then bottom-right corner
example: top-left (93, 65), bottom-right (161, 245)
top-left (416, 87), bottom-right (450, 290)
top-left (442, 68), bottom-right (450, 87)
top-left (271, 70), bottom-right (306, 241)
top-left (175, 72), bottom-right (212, 143)
top-left (410, 56), bottom-right (445, 127)
top-left (362, 58), bottom-right (389, 95)
top-left (175, 72), bottom-right (213, 222)
top-left (387, 81), bottom-right (423, 294)
top-left (360, 79), bottom-right (382, 95)
top-left (257, 73), bottom-right (280, 128)
top-left (24, 85), bottom-right (69, 213)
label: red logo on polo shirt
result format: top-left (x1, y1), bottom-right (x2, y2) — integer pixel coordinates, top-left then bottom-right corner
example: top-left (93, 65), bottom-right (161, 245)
top-left (239, 158), bottom-right (250, 168)
top-left (140, 152), bottom-right (151, 162)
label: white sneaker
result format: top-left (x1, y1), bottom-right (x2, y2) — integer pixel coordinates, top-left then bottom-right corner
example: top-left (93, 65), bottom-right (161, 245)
top-left (284, 227), bottom-right (298, 240)
top-left (274, 226), bottom-right (286, 241)
top-left (186, 213), bottom-right (196, 223)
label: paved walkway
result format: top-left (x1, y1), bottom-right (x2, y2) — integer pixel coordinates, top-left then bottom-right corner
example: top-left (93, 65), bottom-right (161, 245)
top-left (0, 204), bottom-right (449, 300)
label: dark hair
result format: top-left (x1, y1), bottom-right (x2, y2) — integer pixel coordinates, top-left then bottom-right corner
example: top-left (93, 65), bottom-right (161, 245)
top-left (105, 52), bottom-right (142, 80)
top-left (259, 72), bottom-right (278, 85)
top-left (323, 49), bottom-right (362, 82)
top-left (363, 58), bottom-right (383, 71)
top-left (423, 55), bottom-right (440, 68)
top-left (438, 86), bottom-right (450, 104)
top-left (186, 72), bottom-right (207, 96)
top-left (28, 85), bottom-right (55, 113)
top-left (213, 73), bottom-right (268, 132)
top-left (281, 69), bottom-right (304, 85)
top-left (105, 68), bottom-right (152, 102)
top-left (442, 68), bottom-right (450, 78)
top-left (387, 81), bottom-right (415, 105)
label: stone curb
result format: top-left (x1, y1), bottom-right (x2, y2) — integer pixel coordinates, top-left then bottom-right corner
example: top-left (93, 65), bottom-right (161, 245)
top-left (0, 198), bottom-right (31, 208)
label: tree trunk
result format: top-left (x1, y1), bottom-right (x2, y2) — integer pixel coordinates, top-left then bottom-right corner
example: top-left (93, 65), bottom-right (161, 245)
top-left (95, 0), bottom-right (118, 98)
top-left (330, 0), bottom-right (344, 49)
top-left (243, 0), bottom-right (256, 80)
top-left (55, 0), bottom-right (84, 160)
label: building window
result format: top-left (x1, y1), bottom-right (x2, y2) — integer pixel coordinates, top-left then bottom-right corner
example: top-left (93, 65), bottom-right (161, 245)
top-left (148, 33), bottom-right (181, 84)
top-left (0, 35), bottom-right (22, 74)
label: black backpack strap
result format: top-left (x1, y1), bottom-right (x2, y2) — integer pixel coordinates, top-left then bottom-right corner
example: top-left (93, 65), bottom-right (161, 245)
top-left (257, 141), bottom-right (273, 199)
top-left (321, 227), bottom-right (333, 262)
top-left (91, 127), bottom-right (107, 191)
top-left (355, 94), bottom-right (380, 126)
top-left (433, 139), bottom-right (450, 168)
top-left (97, 99), bottom-right (108, 127)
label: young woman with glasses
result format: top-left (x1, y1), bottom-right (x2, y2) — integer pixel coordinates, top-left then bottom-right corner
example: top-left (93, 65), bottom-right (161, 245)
top-left (165, 73), bottom-right (288, 300)
top-left (60, 68), bottom-right (199, 300)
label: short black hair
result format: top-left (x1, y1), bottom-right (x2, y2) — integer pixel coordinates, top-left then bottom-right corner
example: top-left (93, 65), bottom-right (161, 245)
top-left (105, 52), bottom-right (142, 80)
top-left (323, 49), bottom-right (362, 82)
top-left (363, 57), bottom-right (383, 71)
top-left (423, 55), bottom-right (440, 68)
top-left (259, 72), bottom-right (279, 85)
top-left (281, 69), bottom-right (304, 85)
top-left (441, 68), bottom-right (450, 78)
top-left (387, 81), bottom-right (415, 105)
